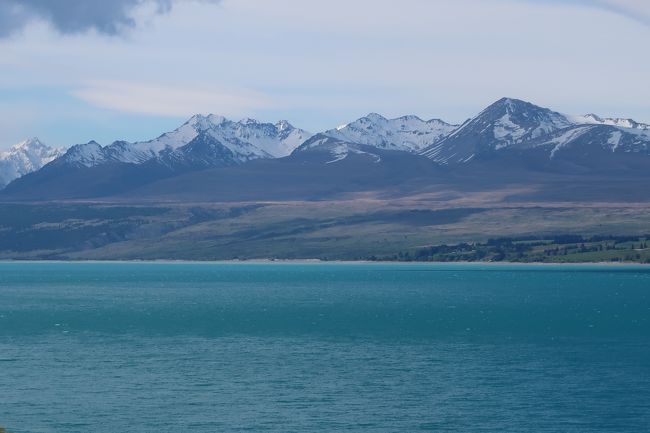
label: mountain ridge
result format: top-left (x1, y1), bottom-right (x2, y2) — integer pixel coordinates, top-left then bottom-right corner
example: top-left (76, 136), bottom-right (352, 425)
top-left (322, 112), bottom-right (458, 153)
top-left (48, 115), bottom-right (313, 170)
top-left (3, 98), bottom-right (650, 201)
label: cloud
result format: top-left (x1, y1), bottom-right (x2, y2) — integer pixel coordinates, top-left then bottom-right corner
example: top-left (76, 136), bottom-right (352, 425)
top-left (1, 0), bottom-right (650, 148)
top-left (73, 80), bottom-right (272, 118)
top-left (593, 0), bottom-right (650, 25)
top-left (534, 0), bottom-right (650, 26)
top-left (0, 0), bottom-right (218, 37)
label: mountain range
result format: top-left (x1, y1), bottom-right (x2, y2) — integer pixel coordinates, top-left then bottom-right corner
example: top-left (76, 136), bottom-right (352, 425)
top-left (2, 97), bottom-right (650, 202)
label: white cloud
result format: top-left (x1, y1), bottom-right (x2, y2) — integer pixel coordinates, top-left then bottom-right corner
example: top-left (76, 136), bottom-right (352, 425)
top-left (73, 80), bottom-right (272, 117)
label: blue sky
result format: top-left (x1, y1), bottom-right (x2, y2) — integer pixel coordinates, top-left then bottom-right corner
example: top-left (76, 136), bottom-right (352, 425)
top-left (1, 0), bottom-right (649, 149)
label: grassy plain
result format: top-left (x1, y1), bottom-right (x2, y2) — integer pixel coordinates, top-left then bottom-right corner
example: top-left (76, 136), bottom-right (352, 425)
top-left (1, 189), bottom-right (650, 261)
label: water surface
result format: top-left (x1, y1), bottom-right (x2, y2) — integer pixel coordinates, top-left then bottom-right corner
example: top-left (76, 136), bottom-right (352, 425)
top-left (0, 262), bottom-right (649, 432)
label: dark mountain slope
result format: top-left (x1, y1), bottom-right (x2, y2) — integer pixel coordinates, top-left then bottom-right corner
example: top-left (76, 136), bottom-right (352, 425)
top-left (116, 148), bottom-right (452, 202)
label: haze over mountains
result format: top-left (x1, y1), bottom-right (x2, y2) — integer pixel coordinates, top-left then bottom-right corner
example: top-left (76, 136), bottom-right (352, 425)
top-left (2, 97), bottom-right (650, 202)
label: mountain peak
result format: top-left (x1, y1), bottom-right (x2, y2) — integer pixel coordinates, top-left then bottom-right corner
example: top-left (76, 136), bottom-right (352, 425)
top-left (422, 97), bottom-right (573, 164)
top-left (321, 113), bottom-right (457, 153)
top-left (427, 118), bottom-right (452, 126)
top-left (275, 120), bottom-right (294, 131)
top-left (583, 113), bottom-right (603, 122)
top-left (5, 137), bottom-right (55, 157)
top-left (186, 114), bottom-right (227, 130)
top-left (240, 117), bottom-right (260, 125)
top-left (0, 137), bottom-right (64, 188)
top-left (363, 113), bottom-right (388, 122)
top-left (187, 113), bottom-right (208, 123)
top-left (12, 137), bottom-right (43, 150)
top-left (397, 115), bottom-right (424, 122)
top-left (485, 97), bottom-right (540, 115)
top-left (475, 97), bottom-right (570, 124)
top-left (496, 97), bottom-right (523, 104)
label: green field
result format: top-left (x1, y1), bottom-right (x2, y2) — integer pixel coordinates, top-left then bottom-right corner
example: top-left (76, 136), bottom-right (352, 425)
top-left (379, 235), bottom-right (650, 263)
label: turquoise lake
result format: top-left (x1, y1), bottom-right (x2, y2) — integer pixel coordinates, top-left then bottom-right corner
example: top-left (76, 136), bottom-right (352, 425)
top-left (0, 262), bottom-right (649, 432)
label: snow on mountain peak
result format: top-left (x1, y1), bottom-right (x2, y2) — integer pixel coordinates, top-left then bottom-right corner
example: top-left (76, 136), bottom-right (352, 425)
top-left (584, 113), bottom-right (603, 122)
top-left (364, 113), bottom-right (388, 122)
top-left (293, 134), bottom-right (383, 165)
top-left (49, 115), bottom-right (313, 170)
top-left (422, 98), bottom-right (575, 164)
top-left (570, 113), bottom-right (650, 131)
top-left (0, 137), bottom-right (64, 187)
top-left (397, 115), bottom-right (423, 122)
top-left (480, 97), bottom-right (572, 141)
top-left (486, 97), bottom-right (527, 114)
top-left (275, 120), bottom-right (293, 132)
top-left (186, 114), bottom-right (227, 130)
top-left (11, 98), bottom-right (650, 183)
top-left (12, 137), bottom-right (42, 150)
top-left (55, 140), bottom-right (108, 168)
top-left (323, 113), bottom-right (458, 153)
top-left (421, 98), bottom-right (650, 165)
top-left (240, 117), bottom-right (260, 125)
top-left (129, 114), bottom-right (312, 162)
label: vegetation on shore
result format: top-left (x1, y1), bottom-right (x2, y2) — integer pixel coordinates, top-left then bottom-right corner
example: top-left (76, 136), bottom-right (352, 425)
top-left (375, 235), bottom-right (650, 263)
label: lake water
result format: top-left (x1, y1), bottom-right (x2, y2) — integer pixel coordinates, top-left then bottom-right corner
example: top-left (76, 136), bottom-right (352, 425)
top-left (0, 262), bottom-right (649, 432)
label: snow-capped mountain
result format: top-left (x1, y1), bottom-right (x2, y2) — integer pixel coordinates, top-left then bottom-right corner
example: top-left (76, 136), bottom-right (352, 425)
top-left (421, 97), bottom-right (574, 164)
top-left (4, 98), bottom-right (650, 201)
top-left (570, 114), bottom-right (650, 130)
top-left (525, 124), bottom-right (650, 158)
top-left (420, 97), bottom-right (650, 165)
top-left (51, 115), bottom-right (312, 169)
top-left (0, 138), bottom-right (63, 187)
top-left (323, 113), bottom-right (457, 153)
top-left (293, 134), bottom-right (384, 164)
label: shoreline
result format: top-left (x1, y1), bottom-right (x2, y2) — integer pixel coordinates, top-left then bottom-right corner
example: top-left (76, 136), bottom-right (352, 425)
top-left (0, 259), bottom-right (648, 267)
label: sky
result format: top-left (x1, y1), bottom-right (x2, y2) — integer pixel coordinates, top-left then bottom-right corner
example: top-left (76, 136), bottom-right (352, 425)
top-left (1, 0), bottom-right (649, 149)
